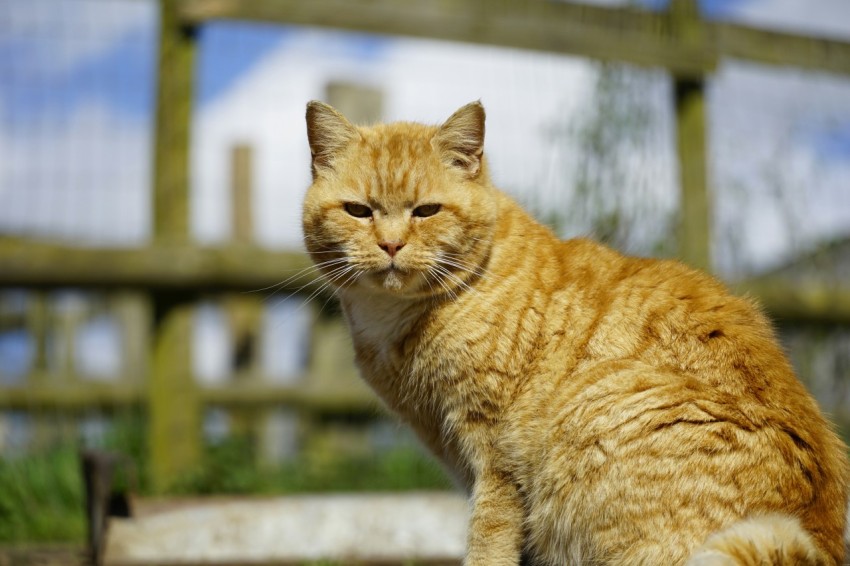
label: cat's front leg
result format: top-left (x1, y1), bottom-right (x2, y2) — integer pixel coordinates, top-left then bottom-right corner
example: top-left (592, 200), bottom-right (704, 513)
top-left (465, 467), bottom-right (524, 566)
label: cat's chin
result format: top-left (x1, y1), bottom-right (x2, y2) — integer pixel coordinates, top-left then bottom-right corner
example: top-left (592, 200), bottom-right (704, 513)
top-left (356, 267), bottom-right (418, 296)
top-left (380, 268), bottom-right (406, 292)
top-left (353, 267), bottom-right (442, 299)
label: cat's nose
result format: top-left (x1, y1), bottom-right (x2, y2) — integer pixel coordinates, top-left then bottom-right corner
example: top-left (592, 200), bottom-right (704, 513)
top-left (379, 240), bottom-right (405, 257)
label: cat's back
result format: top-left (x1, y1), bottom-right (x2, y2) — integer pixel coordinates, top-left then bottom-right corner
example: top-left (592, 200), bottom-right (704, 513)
top-left (514, 239), bottom-right (849, 565)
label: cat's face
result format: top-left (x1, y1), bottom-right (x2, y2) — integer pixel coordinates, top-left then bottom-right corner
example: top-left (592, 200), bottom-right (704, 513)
top-left (302, 102), bottom-right (497, 298)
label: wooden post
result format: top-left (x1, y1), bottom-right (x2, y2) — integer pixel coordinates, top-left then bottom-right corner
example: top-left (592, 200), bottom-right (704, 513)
top-left (326, 82), bottom-right (383, 125)
top-left (225, 145), bottom-right (264, 458)
top-left (25, 293), bottom-right (48, 375)
top-left (153, 0), bottom-right (196, 244)
top-left (671, 0), bottom-right (711, 272)
top-left (25, 292), bottom-right (51, 449)
top-left (149, 299), bottom-right (198, 491)
top-left (149, 0), bottom-right (200, 491)
top-left (231, 145), bottom-right (254, 244)
top-left (674, 78), bottom-right (710, 272)
top-left (111, 293), bottom-right (151, 385)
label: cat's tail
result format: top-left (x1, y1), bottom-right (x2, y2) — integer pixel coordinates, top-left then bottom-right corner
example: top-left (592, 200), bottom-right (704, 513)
top-left (685, 514), bottom-right (830, 566)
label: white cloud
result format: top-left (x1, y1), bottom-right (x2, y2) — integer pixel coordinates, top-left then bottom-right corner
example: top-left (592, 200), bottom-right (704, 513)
top-left (727, 0), bottom-right (850, 39)
top-left (192, 29), bottom-right (599, 249)
top-left (2, 0), bottom-right (156, 77)
top-left (0, 101), bottom-right (151, 245)
top-left (709, 62), bottom-right (850, 275)
top-left (2, 0), bottom-right (847, 278)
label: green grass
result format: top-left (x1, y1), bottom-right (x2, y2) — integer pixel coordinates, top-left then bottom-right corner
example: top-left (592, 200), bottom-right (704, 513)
top-left (0, 444), bottom-right (86, 543)
top-left (0, 418), bottom-right (452, 544)
top-left (170, 437), bottom-right (452, 495)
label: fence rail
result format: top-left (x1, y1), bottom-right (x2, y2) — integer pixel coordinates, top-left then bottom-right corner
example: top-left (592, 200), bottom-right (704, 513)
top-left (0, 240), bottom-right (313, 291)
top-left (2, 0), bottom-right (849, 492)
top-left (176, 0), bottom-right (850, 75)
top-left (0, 379), bottom-right (377, 415)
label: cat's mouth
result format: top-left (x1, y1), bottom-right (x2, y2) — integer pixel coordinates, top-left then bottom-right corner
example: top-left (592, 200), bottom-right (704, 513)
top-left (357, 261), bottom-right (425, 294)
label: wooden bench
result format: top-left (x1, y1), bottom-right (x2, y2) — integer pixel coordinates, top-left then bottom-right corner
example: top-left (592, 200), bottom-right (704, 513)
top-left (103, 493), bottom-right (467, 566)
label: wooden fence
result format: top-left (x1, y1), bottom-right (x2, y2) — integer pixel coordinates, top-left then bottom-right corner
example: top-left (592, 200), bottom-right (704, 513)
top-left (1, 0), bottom-right (849, 492)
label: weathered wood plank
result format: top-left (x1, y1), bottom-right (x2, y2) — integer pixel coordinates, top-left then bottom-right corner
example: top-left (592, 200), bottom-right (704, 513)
top-left (735, 281), bottom-right (850, 325)
top-left (2, 240), bottom-right (850, 323)
top-left (111, 292), bottom-right (151, 383)
top-left (231, 145), bottom-right (254, 244)
top-left (0, 378), bottom-right (145, 410)
top-left (176, 0), bottom-right (850, 76)
top-left (104, 493), bottom-right (467, 566)
top-left (154, 0), bottom-right (196, 244)
top-left (0, 379), bottom-right (377, 414)
top-left (25, 293), bottom-right (49, 374)
top-left (716, 22), bottom-right (850, 76)
top-left (149, 300), bottom-right (199, 492)
top-left (674, 77), bottom-right (711, 272)
top-left (0, 240), bottom-right (315, 291)
top-left (149, 0), bottom-right (199, 490)
top-left (203, 382), bottom-right (377, 415)
top-left (177, 0), bottom-right (715, 75)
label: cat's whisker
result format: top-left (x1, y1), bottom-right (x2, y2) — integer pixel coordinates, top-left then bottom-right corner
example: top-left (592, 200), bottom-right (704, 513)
top-left (260, 263), bottom-right (351, 307)
top-left (309, 264), bottom-right (356, 298)
top-left (438, 253), bottom-right (493, 279)
top-left (429, 266), bottom-right (459, 301)
top-left (266, 270), bottom-right (348, 335)
top-left (339, 269), bottom-right (364, 293)
top-left (432, 264), bottom-right (478, 297)
top-left (290, 265), bottom-right (359, 318)
top-left (248, 257), bottom-right (351, 297)
top-left (423, 267), bottom-right (449, 302)
top-left (245, 263), bottom-right (327, 295)
top-left (265, 262), bottom-right (353, 316)
top-left (420, 268), bottom-right (437, 297)
top-left (316, 267), bottom-right (361, 315)
top-left (438, 257), bottom-right (489, 280)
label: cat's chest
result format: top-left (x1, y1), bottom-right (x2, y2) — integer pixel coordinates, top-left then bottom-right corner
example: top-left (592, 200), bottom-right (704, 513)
top-left (341, 295), bottom-right (469, 403)
top-left (342, 295), bottom-right (428, 375)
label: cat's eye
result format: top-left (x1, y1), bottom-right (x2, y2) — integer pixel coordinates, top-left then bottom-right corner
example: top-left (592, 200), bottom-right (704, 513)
top-left (413, 204), bottom-right (441, 218)
top-left (344, 202), bottom-right (373, 218)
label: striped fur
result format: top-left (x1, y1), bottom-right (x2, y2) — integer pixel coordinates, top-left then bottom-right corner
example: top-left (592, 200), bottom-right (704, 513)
top-left (302, 101), bottom-right (849, 566)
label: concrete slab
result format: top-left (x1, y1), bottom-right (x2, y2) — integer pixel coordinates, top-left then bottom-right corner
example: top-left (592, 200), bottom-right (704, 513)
top-left (104, 492), bottom-right (468, 565)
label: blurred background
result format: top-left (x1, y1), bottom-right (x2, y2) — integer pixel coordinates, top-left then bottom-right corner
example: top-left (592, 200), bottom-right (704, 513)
top-left (0, 0), bottom-right (849, 561)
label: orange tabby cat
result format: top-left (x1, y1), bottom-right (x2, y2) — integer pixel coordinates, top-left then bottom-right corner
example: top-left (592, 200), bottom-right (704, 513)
top-left (301, 100), bottom-right (849, 565)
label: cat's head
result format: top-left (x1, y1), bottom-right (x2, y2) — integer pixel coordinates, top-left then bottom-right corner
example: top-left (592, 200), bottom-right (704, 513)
top-left (302, 101), bottom-right (498, 299)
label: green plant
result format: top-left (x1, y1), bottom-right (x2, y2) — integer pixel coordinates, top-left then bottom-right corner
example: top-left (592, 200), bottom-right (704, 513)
top-left (0, 444), bottom-right (85, 543)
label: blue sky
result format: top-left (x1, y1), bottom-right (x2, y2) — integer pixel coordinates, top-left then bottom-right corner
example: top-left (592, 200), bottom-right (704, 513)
top-left (0, 0), bottom-right (848, 261)
top-left (0, 0), bottom-right (830, 126)
top-left (1, 23), bottom-right (156, 125)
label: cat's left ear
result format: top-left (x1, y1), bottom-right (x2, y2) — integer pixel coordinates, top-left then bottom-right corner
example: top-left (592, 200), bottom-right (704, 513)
top-left (306, 101), bottom-right (361, 179)
top-left (432, 101), bottom-right (485, 178)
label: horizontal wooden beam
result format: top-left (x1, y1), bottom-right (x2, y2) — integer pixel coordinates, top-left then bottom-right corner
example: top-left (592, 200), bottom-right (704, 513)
top-left (203, 382), bottom-right (379, 416)
top-left (0, 239), bottom-right (316, 292)
top-left (0, 378), bottom-right (144, 410)
top-left (716, 22), bottom-right (850, 76)
top-left (0, 378), bottom-right (378, 415)
top-left (176, 0), bottom-right (850, 76)
top-left (735, 281), bottom-right (850, 325)
top-left (2, 240), bottom-right (849, 323)
top-left (177, 0), bottom-right (716, 75)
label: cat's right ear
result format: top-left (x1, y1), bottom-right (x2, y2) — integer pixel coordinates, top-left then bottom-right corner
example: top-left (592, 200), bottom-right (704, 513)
top-left (306, 101), bottom-right (360, 179)
top-left (432, 101), bottom-right (486, 178)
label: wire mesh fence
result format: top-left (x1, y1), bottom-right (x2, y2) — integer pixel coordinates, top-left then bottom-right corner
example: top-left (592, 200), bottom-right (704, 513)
top-left (0, 0), bottom-right (849, 550)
